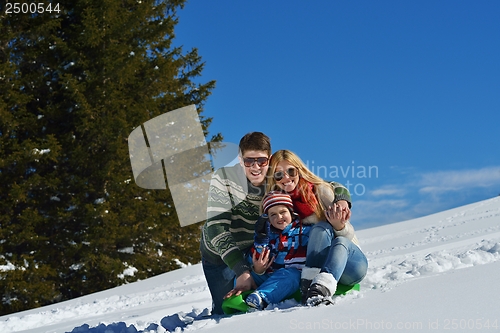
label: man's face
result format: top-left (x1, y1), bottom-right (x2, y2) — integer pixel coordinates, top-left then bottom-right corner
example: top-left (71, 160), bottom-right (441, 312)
top-left (267, 205), bottom-right (292, 230)
top-left (239, 150), bottom-right (269, 186)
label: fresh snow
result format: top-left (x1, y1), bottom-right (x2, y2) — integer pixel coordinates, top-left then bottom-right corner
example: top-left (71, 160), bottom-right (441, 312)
top-left (1, 197), bottom-right (500, 333)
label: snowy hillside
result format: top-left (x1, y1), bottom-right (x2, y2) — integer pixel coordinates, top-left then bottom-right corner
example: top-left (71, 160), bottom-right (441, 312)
top-left (1, 196), bottom-right (500, 333)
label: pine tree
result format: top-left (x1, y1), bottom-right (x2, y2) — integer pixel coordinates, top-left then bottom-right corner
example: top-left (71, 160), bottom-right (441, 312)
top-left (0, 0), bottom-right (217, 315)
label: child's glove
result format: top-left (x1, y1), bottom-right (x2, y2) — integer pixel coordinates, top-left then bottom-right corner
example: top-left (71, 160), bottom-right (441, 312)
top-left (254, 214), bottom-right (270, 253)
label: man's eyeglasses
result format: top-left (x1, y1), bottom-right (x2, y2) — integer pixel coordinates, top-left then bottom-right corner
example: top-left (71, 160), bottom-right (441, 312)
top-left (243, 157), bottom-right (269, 167)
top-left (273, 167), bottom-right (298, 181)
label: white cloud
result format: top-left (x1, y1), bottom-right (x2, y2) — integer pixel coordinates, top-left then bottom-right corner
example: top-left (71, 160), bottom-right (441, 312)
top-left (370, 185), bottom-right (407, 197)
top-left (356, 198), bottom-right (410, 210)
top-left (353, 166), bottom-right (500, 228)
top-left (418, 166), bottom-right (500, 194)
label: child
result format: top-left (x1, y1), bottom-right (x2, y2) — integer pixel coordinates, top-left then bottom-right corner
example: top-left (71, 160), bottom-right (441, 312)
top-left (244, 191), bottom-right (312, 310)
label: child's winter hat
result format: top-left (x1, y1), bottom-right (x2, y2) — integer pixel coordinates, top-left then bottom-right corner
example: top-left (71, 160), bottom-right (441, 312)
top-left (262, 191), bottom-right (294, 215)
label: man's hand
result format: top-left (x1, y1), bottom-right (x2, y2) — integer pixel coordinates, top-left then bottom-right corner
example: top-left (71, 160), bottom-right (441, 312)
top-left (224, 271), bottom-right (256, 299)
top-left (325, 200), bottom-right (351, 231)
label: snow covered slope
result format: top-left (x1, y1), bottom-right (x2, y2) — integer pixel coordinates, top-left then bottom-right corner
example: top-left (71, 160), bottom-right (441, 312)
top-left (1, 196), bottom-right (499, 333)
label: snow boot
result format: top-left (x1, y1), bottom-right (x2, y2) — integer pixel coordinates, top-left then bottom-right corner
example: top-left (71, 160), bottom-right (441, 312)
top-left (245, 291), bottom-right (266, 310)
top-left (306, 283), bottom-right (333, 306)
top-left (300, 267), bottom-right (320, 304)
top-left (306, 272), bottom-right (337, 306)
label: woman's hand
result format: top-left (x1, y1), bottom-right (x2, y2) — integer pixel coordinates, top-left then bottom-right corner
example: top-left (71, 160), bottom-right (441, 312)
top-left (325, 201), bottom-right (351, 231)
top-left (251, 247), bottom-right (275, 274)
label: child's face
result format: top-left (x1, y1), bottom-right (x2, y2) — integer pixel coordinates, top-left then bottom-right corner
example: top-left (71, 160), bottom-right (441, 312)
top-left (267, 205), bottom-right (292, 230)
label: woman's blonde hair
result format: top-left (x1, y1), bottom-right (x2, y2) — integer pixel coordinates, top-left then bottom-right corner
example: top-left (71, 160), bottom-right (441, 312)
top-left (266, 149), bottom-right (327, 220)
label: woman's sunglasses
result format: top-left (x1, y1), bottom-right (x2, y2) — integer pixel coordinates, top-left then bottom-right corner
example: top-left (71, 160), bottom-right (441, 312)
top-left (273, 167), bottom-right (298, 181)
top-left (243, 157), bottom-right (269, 167)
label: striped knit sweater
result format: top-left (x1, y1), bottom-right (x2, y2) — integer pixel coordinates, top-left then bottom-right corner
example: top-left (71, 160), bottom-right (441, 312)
top-left (200, 164), bottom-right (266, 277)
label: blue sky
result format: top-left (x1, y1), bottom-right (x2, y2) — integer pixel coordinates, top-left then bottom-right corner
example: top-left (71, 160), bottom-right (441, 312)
top-left (175, 1), bottom-right (500, 229)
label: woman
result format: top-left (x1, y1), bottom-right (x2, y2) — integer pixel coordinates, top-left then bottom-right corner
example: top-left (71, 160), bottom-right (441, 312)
top-left (266, 150), bottom-right (368, 306)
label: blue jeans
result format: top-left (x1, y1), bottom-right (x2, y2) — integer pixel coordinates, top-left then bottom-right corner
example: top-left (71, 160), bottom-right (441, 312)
top-left (306, 221), bottom-right (368, 285)
top-left (201, 257), bottom-right (236, 315)
top-left (251, 267), bottom-right (301, 304)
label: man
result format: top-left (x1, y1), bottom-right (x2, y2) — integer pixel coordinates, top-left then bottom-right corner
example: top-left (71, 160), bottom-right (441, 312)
top-left (200, 132), bottom-right (271, 315)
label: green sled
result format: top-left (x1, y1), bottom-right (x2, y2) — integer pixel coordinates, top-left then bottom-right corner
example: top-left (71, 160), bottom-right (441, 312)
top-left (221, 283), bottom-right (360, 315)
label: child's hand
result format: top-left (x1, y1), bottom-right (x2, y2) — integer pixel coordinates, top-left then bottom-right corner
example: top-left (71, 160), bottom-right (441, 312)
top-left (251, 247), bottom-right (274, 274)
top-left (325, 202), bottom-right (350, 231)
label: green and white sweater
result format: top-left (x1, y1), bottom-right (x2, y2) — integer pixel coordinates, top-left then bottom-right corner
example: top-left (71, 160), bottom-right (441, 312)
top-left (200, 164), bottom-right (266, 277)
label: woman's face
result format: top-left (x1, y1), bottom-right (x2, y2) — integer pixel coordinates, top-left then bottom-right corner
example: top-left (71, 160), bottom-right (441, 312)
top-left (274, 160), bottom-right (300, 193)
